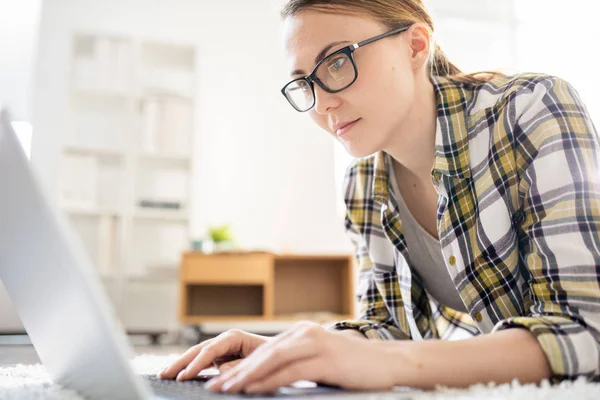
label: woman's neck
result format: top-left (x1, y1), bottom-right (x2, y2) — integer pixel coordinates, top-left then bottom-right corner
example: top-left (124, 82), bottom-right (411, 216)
top-left (384, 74), bottom-right (437, 184)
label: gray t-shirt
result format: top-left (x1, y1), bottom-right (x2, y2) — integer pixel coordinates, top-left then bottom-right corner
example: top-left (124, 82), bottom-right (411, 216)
top-left (390, 170), bottom-right (467, 312)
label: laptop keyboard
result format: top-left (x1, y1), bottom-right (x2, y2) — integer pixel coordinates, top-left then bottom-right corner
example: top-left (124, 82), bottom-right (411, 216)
top-left (141, 374), bottom-right (412, 399)
top-left (142, 374), bottom-right (347, 399)
top-left (142, 374), bottom-right (267, 399)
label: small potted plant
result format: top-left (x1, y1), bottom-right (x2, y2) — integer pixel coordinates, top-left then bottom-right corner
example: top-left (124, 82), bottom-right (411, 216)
top-left (208, 224), bottom-right (236, 252)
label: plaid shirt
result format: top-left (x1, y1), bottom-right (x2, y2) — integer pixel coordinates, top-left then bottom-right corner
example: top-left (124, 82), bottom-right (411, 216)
top-left (332, 73), bottom-right (600, 381)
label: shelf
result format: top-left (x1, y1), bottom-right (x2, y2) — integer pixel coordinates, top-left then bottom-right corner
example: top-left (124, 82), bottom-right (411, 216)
top-left (125, 274), bottom-right (178, 283)
top-left (181, 316), bottom-right (271, 324)
top-left (186, 285), bottom-right (264, 317)
top-left (140, 69), bottom-right (194, 99)
top-left (139, 41), bottom-right (195, 99)
top-left (71, 35), bottom-right (133, 98)
top-left (180, 314), bottom-right (354, 325)
top-left (188, 320), bottom-right (301, 335)
top-left (137, 152), bottom-right (191, 164)
top-left (134, 209), bottom-right (189, 222)
top-left (142, 87), bottom-right (194, 101)
top-left (180, 253), bottom-right (355, 326)
top-left (275, 253), bottom-right (354, 261)
top-left (125, 266), bottom-right (179, 282)
top-left (63, 33), bottom-right (196, 334)
top-left (71, 86), bottom-right (130, 99)
top-left (140, 41), bottom-right (195, 70)
top-left (274, 258), bottom-right (352, 317)
top-left (64, 207), bottom-right (121, 218)
top-left (64, 146), bottom-right (126, 159)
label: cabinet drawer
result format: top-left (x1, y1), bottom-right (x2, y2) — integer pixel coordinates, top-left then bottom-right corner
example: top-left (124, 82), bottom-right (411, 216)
top-left (182, 254), bottom-right (272, 284)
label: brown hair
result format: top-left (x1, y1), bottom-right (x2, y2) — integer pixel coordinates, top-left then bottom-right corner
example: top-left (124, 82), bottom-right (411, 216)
top-left (281, 0), bottom-right (501, 85)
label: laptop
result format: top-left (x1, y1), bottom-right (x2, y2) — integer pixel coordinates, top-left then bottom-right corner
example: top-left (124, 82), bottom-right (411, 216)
top-left (0, 108), bottom-right (392, 399)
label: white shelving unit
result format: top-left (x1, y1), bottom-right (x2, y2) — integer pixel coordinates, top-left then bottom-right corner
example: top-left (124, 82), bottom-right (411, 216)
top-left (59, 33), bottom-right (196, 335)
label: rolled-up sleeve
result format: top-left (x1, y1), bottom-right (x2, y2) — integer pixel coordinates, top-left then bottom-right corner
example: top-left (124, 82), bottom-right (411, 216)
top-left (491, 76), bottom-right (600, 380)
top-left (331, 213), bottom-right (408, 340)
top-left (329, 163), bottom-right (409, 341)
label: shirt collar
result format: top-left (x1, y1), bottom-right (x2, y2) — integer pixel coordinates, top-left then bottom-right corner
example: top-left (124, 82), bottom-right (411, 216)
top-left (372, 75), bottom-right (473, 205)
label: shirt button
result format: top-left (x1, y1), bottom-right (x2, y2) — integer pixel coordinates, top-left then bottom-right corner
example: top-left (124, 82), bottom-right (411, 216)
top-left (433, 171), bottom-right (442, 182)
top-left (448, 256), bottom-right (456, 265)
top-left (475, 312), bottom-right (483, 322)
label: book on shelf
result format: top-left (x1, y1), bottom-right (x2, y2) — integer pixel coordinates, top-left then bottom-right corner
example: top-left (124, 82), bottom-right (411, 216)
top-left (95, 38), bottom-right (112, 88)
top-left (142, 97), bottom-right (161, 153)
top-left (61, 154), bottom-right (98, 210)
top-left (114, 41), bottom-right (131, 91)
top-left (141, 96), bottom-right (192, 155)
top-left (72, 37), bottom-right (131, 93)
top-left (138, 199), bottom-right (182, 210)
top-left (162, 98), bottom-right (192, 154)
top-left (141, 66), bottom-right (194, 99)
top-left (97, 216), bottom-right (117, 275)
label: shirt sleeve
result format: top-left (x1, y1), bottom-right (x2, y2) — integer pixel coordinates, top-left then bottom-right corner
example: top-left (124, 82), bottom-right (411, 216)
top-left (328, 163), bottom-right (409, 341)
top-left (491, 76), bottom-right (600, 381)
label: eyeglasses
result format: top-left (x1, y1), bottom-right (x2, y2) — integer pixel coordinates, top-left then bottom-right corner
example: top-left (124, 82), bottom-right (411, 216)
top-left (281, 25), bottom-right (412, 112)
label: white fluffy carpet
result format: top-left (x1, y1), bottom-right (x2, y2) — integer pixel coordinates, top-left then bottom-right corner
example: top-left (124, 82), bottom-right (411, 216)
top-left (1, 354), bottom-right (599, 399)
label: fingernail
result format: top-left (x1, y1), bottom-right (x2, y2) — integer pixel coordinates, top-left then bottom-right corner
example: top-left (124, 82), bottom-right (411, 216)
top-left (246, 384), bottom-right (259, 394)
top-left (204, 379), bottom-right (217, 389)
top-left (222, 379), bottom-right (235, 392)
top-left (218, 371), bottom-right (232, 382)
top-left (176, 370), bottom-right (186, 381)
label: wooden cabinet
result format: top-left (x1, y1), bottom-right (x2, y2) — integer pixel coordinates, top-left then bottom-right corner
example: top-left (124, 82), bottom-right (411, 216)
top-left (182, 253), bottom-right (272, 285)
top-left (179, 252), bottom-right (355, 324)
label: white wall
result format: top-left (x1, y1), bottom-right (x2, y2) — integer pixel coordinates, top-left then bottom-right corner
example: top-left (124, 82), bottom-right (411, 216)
top-left (514, 0), bottom-right (600, 123)
top-left (426, 0), bottom-right (518, 72)
top-left (428, 0), bottom-right (600, 123)
top-left (30, 0), bottom-right (600, 256)
top-left (0, 0), bottom-right (42, 120)
top-left (0, 0), bottom-right (42, 333)
top-left (31, 0), bottom-right (351, 254)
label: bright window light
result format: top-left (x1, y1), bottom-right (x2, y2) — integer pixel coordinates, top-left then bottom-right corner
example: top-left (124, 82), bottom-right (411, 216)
top-left (11, 121), bottom-right (33, 160)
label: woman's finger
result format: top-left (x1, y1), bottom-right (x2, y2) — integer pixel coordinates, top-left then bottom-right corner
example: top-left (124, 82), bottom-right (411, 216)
top-left (244, 358), bottom-right (320, 395)
top-left (207, 322), bottom-right (313, 387)
top-left (210, 334), bottom-right (320, 393)
top-left (158, 340), bottom-right (213, 379)
top-left (217, 358), bottom-right (243, 373)
top-left (176, 335), bottom-right (245, 381)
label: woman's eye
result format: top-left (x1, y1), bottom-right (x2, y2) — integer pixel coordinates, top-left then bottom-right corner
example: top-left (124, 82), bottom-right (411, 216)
top-left (328, 57), bottom-right (346, 71)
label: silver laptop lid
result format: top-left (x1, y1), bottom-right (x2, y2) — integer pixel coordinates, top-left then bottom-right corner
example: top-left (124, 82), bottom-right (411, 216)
top-left (0, 108), bottom-right (151, 400)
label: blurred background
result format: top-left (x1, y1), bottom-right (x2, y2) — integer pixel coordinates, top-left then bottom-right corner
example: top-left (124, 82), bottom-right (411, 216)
top-left (0, 0), bottom-right (598, 346)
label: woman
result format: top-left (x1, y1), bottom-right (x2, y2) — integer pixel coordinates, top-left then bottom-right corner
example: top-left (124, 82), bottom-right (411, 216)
top-left (159, 0), bottom-right (600, 393)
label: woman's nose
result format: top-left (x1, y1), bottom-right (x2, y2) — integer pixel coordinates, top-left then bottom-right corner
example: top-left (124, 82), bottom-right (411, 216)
top-left (313, 84), bottom-right (341, 114)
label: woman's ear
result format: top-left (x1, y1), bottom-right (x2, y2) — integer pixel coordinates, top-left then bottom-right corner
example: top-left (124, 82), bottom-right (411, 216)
top-left (405, 23), bottom-right (432, 71)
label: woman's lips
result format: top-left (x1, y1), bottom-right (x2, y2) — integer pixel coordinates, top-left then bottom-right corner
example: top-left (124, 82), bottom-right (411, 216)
top-left (336, 119), bottom-right (361, 137)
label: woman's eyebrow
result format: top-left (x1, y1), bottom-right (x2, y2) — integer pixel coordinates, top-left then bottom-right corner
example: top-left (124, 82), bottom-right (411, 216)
top-left (290, 40), bottom-right (351, 76)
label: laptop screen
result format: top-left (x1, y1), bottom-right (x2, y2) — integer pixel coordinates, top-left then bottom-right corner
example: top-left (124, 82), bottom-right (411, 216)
top-left (11, 120), bottom-right (33, 160)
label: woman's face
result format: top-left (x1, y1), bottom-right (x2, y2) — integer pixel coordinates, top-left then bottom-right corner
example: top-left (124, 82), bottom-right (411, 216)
top-left (282, 10), bottom-right (422, 158)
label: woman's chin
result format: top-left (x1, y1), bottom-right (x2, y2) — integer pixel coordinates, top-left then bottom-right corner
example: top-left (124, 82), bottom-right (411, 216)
top-left (343, 142), bottom-right (381, 159)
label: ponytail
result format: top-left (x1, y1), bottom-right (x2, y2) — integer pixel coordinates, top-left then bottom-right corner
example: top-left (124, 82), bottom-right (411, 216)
top-left (430, 42), bottom-right (502, 85)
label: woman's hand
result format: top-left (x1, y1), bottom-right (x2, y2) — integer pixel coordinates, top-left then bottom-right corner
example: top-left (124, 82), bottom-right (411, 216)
top-left (157, 329), bottom-right (270, 381)
top-left (204, 321), bottom-right (398, 395)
